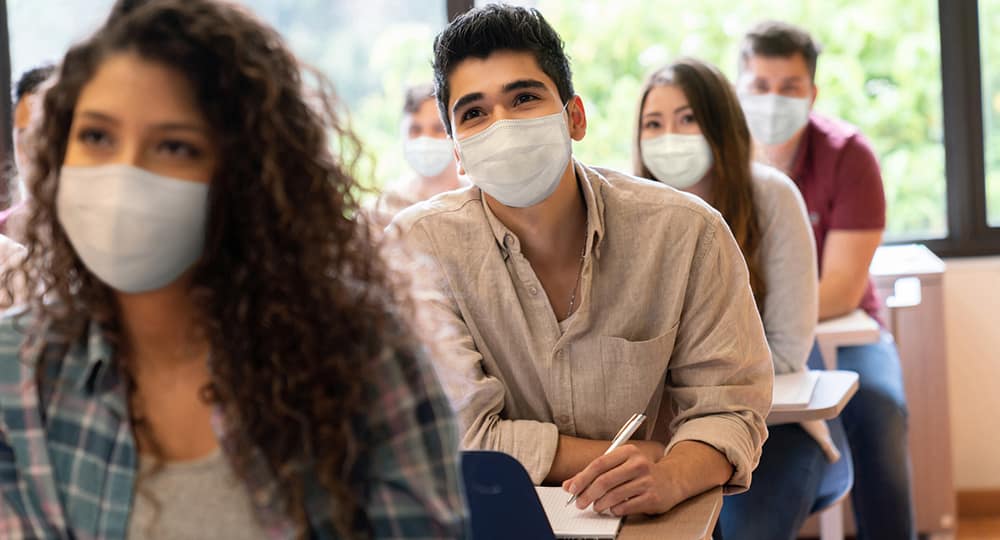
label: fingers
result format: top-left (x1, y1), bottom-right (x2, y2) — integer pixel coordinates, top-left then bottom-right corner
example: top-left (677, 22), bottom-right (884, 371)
top-left (592, 475), bottom-right (653, 513)
top-left (571, 446), bottom-right (652, 510)
top-left (563, 445), bottom-right (634, 499)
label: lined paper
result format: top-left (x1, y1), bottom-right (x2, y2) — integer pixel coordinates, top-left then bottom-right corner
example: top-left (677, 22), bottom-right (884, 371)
top-left (535, 486), bottom-right (622, 539)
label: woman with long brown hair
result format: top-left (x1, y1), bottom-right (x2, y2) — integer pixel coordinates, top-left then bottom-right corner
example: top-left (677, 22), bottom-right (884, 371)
top-left (634, 58), bottom-right (823, 539)
top-left (0, 1), bottom-right (467, 538)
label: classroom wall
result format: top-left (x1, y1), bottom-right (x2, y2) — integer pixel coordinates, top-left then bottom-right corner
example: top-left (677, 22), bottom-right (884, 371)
top-left (944, 256), bottom-right (1000, 490)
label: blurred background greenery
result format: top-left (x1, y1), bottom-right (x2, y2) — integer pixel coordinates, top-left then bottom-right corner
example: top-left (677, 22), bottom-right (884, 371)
top-left (12, 0), bottom-right (990, 240)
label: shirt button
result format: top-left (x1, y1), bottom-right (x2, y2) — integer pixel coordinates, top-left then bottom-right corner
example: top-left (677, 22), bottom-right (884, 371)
top-left (528, 286), bottom-right (539, 295)
top-left (557, 415), bottom-right (572, 425)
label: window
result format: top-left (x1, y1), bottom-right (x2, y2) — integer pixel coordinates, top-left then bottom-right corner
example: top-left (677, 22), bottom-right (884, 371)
top-left (478, 0), bottom-right (946, 241)
top-left (979, 0), bottom-right (1000, 226)
top-left (7, 0), bottom-right (448, 194)
top-left (8, 0), bottom-right (114, 77)
top-left (238, 1), bottom-right (448, 191)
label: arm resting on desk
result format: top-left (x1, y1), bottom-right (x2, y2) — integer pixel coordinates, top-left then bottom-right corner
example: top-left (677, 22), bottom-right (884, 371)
top-left (564, 440), bottom-right (732, 516)
top-left (818, 229), bottom-right (882, 321)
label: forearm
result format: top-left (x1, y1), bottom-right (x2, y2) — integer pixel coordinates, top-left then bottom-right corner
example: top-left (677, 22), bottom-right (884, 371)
top-left (654, 440), bottom-right (733, 504)
top-left (545, 434), bottom-right (665, 484)
top-left (818, 274), bottom-right (868, 320)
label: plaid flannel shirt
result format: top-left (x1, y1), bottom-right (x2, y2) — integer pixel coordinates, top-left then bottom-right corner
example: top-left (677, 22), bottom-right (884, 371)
top-left (0, 310), bottom-right (468, 539)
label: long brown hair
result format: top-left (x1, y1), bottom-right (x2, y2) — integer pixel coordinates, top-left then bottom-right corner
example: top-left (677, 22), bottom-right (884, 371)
top-left (633, 58), bottom-right (766, 309)
top-left (3, 0), bottom-right (417, 536)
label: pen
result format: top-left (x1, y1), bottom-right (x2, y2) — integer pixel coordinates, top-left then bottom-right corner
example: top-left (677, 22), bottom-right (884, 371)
top-left (565, 412), bottom-right (648, 506)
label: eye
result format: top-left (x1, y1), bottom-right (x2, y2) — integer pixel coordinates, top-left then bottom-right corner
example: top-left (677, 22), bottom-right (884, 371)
top-left (157, 139), bottom-right (202, 159)
top-left (77, 127), bottom-right (113, 148)
top-left (460, 108), bottom-right (484, 123)
top-left (680, 113), bottom-right (698, 126)
top-left (513, 93), bottom-right (539, 106)
top-left (642, 119), bottom-right (662, 130)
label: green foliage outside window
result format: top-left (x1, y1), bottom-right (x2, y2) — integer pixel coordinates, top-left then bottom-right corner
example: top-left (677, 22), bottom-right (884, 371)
top-left (528, 0), bottom-right (945, 240)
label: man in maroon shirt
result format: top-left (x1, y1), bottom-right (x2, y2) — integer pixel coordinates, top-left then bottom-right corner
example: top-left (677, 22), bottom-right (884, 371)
top-left (736, 21), bottom-right (915, 540)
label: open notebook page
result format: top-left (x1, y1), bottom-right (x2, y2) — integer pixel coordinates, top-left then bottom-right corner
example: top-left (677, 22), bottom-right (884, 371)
top-left (535, 486), bottom-right (623, 539)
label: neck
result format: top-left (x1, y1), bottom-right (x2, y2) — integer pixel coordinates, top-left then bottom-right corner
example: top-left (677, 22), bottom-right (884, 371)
top-left (415, 167), bottom-right (463, 200)
top-left (755, 130), bottom-right (805, 175)
top-left (115, 276), bottom-right (208, 371)
top-left (486, 162), bottom-right (587, 266)
top-left (685, 173), bottom-right (715, 206)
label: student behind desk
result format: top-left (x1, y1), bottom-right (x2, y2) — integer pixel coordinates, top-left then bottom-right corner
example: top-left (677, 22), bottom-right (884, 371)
top-left (634, 57), bottom-right (822, 539)
top-left (392, 4), bottom-right (772, 519)
top-left (736, 20), bottom-right (915, 539)
top-left (374, 83), bottom-right (467, 225)
top-left (1, 64), bottom-right (56, 241)
top-left (0, 1), bottom-right (467, 538)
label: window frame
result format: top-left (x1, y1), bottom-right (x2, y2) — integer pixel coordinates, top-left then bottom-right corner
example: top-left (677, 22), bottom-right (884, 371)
top-left (3, 0), bottom-right (996, 256)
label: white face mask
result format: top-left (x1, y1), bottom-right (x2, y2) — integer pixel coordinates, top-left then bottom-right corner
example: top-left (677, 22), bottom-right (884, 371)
top-left (57, 164), bottom-right (209, 293)
top-left (640, 133), bottom-right (714, 190)
top-left (404, 136), bottom-right (455, 178)
top-left (456, 108), bottom-right (572, 208)
top-left (738, 93), bottom-right (811, 146)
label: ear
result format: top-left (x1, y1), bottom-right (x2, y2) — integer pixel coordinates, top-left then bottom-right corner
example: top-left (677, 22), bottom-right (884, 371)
top-left (567, 95), bottom-right (587, 142)
top-left (810, 84), bottom-right (819, 108)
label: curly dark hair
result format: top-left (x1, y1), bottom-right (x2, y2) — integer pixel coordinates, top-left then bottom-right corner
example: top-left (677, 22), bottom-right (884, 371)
top-left (3, 0), bottom-right (417, 536)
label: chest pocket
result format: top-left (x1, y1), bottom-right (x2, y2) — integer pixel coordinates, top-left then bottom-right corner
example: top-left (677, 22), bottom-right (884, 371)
top-left (599, 324), bottom-right (679, 424)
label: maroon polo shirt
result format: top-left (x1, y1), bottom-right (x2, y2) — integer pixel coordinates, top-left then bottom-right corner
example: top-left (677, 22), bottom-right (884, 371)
top-left (789, 112), bottom-right (886, 324)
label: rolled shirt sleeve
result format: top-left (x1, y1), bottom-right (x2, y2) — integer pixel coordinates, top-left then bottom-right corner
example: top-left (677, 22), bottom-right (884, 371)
top-left (664, 212), bottom-right (773, 493)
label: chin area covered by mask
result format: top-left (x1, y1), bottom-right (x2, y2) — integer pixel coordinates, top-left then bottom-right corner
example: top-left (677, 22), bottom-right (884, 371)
top-left (738, 93), bottom-right (811, 146)
top-left (456, 106), bottom-right (572, 208)
top-left (404, 136), bottom-right (455, 178)
top-left (640, 133), bottom-right (714, 190)
top-left (57, 164), bottom-right (209, 293)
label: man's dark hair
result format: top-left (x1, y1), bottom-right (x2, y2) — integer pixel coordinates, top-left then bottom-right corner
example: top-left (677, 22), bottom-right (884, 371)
top-left (14, 65), bottom-right (56, 104)
top-left (739, 20), bottom-right (822, 81)
top-left (403, 82), bottom-right (435, 115)
top-left (432, 3), bottom-right (574, 136)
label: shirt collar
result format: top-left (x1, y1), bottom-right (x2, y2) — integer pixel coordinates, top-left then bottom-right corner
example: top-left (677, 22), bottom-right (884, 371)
top-left (481, 159), bottom-right (606, 260)
top-left (63, 319), bottom-right (126, 417)
top-left (791, 113), bottom-right (817, 181)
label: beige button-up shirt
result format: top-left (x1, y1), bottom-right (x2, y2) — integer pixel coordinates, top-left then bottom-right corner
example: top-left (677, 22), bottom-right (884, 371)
top-left (393, 161), bottom-right (772, 491)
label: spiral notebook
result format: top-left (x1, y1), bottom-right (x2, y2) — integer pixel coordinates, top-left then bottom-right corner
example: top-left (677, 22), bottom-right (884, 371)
top-left (535, 486), bottom-right (623, 539)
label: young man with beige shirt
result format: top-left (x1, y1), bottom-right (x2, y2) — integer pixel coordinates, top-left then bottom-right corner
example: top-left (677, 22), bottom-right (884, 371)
top-left (393, 4), bottom-right (772, 518)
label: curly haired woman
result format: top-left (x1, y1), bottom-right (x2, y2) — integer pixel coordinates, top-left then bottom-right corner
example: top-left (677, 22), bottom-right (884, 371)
top-left (0, 1), bottom-right (467, 538)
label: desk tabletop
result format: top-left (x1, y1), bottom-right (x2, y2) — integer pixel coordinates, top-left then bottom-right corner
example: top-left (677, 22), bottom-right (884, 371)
top-left (815, 310), bottom-right (880, 368)
top-left (767, 370), bottom-right (860, 425)
top-left (618, 486), bottom-right (723, 540)
top-left (816, 309), bottom-right (880, 339)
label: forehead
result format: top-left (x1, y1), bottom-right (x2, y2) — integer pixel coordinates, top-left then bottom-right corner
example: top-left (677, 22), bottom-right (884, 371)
top-left (447, 50), bottom-right (559, 107)
top-left (744, 53), bottom-right (811, 80)
top-left (643, 84), bottom-right (689, 112)
top-left (76, 52), bottom-right (205, 123)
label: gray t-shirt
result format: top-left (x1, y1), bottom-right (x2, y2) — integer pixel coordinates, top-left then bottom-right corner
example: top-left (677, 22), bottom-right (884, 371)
top-left (750, 162), bottom-right (819, 375)
top-left (128, 450), bottom-right (269, 540)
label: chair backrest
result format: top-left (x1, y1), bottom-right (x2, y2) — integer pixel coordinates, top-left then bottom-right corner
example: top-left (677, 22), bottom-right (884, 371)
top-left (461, 451), bottom-right (556, 540)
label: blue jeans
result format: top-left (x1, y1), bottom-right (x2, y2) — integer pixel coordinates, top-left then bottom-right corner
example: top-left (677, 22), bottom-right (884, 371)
top-left (718, 423), bottom-right (826, 540)
top-left (829, 332), bottom-right (916, 540)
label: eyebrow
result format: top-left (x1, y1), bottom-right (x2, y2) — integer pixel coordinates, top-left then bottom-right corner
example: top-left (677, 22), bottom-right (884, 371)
top-left (451, 92), bottom-right (484, 116)
top-left (501, 79), bottom-right (547, 93)
top-left (76, 110), bottom-right (209, 134)
top-left (450, 78), bottom-right (550, 116)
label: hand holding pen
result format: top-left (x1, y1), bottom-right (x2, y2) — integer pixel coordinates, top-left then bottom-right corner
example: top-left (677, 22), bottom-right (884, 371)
top-left (565, 412), bottom-right (647, 506)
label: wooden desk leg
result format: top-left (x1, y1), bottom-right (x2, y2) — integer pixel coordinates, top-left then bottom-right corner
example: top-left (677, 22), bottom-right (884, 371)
top-left (819, 343), bottom-right (838, 370)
